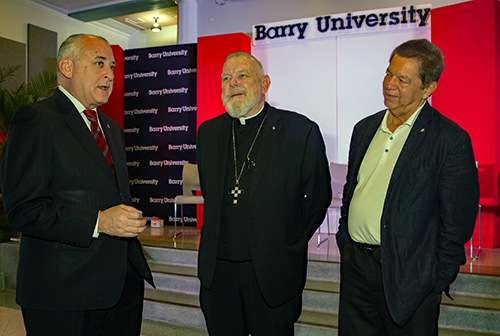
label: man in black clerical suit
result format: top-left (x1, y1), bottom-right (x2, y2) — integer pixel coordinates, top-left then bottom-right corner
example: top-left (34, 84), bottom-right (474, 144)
top-left (0, 34), bottom-right (153, 336)
top-left (336, 39), bottom-right (479, 335)
top-left (196, 51), bottom-right (331, 335)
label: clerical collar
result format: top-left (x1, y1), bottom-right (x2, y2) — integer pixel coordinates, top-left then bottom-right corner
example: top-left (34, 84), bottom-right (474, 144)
top-left (237, 105), bottom-right (265, 125)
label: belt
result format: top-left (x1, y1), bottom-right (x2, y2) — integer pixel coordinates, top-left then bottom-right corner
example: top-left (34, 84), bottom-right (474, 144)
top-left (354, 242), bottom-right (382, 263)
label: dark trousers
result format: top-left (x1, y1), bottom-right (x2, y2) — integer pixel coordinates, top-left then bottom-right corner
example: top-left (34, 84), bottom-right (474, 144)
top-left (338, 242), bottom-right (441, 336)
top-left (200, 259), bottom-right (302, 336)
top-left (22, 261), bottom-right (145, 336)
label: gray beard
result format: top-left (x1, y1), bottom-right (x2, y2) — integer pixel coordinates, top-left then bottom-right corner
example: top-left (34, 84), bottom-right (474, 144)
top-left (224, 98), bottom-right (257, 119)
top-left (226, 105), bottom-right (250, 118)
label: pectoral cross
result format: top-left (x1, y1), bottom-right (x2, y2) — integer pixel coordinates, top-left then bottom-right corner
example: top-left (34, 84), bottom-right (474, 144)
top-left (229, 183), bottom-right (245, 207)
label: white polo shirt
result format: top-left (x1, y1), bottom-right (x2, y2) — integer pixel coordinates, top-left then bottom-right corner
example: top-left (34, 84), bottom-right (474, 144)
top-left (348, 103), bottom-right (424, 245)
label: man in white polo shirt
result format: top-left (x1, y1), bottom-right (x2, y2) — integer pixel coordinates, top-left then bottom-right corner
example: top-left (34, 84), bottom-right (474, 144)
top-left (336, 39), bottom-right (479, 335)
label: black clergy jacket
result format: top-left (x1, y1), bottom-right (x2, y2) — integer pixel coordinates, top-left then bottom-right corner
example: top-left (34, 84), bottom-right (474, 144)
top-left (0, 88), bottom-right (153, 311)
top-left (336, 101), bottom-right (479, 325)
top-left (196, 103), bottom-right (332, 308)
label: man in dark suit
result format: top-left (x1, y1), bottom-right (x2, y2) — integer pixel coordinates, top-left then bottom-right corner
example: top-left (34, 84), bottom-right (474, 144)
top-left (0, 34), bottom-right (153, 336)
top-left (336, 39), bottom-right (479, 335)
top-left (196, 51), bottom-right (331, 335)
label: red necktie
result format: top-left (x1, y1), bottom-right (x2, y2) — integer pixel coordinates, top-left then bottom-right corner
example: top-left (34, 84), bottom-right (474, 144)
top-left (83, 110), bottom-right (114, 173)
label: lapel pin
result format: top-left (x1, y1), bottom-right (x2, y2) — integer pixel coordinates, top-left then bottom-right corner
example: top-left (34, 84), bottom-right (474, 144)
top-left (107, 124), bottom-right (110, 128)
top-left (421, 128), bottom-right (425, 133)
top-left (272, 126), bottom-right (276, 131)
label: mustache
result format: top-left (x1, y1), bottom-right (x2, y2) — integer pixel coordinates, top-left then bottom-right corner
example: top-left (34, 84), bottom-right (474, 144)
top-left (226, 89), bottom-right (246, 98)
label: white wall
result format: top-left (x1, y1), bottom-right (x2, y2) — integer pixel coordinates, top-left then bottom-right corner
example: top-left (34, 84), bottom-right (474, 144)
top-left (128, 25), bottom-right (178, 50)
top-left (0, 0), bottom-right (131, 49)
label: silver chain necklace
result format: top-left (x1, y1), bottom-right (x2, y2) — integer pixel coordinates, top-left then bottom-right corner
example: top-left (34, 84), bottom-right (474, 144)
top-left (229, 114), bottom-right (267, 207)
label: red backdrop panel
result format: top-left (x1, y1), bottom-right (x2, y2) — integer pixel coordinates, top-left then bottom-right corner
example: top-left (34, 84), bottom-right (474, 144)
top-left (196, 33), bottom-right (251, 228)
top-left (432, 0), bottom-right (500, 247)
top-left (99, 45), bottom-right (125, 129)
top-left (197, 33), bottom-right (251, 128)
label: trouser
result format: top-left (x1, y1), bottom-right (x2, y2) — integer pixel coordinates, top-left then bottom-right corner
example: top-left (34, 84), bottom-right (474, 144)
top-left (338, 242), bottom-right (441, 336)
top-left (22, 261), bottom-right (145, 336)
top-left (200, 259), bottom-right (302, 336)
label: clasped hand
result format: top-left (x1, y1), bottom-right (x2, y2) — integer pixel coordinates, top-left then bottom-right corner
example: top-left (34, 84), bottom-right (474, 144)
top-left (98, 204), bottom-right (147, 237)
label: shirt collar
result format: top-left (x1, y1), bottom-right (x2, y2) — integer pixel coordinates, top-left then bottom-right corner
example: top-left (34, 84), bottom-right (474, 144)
top-left (380, 101), bottom-right (426, 134)
top-left (58, 85), bottom-right (96, 114)
top-left (237, 104), bottom-right (265, 125)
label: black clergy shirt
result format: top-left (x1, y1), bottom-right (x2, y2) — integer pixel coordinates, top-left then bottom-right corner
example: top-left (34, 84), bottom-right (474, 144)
top-left (217, 106), bottom-right (268, 261)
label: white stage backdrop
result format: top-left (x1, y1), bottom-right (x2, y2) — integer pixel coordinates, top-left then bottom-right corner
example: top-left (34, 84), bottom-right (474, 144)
top-left (252, 5), bottom-right (431, 164)
top-left (251, 5), bottom-right (431, 232)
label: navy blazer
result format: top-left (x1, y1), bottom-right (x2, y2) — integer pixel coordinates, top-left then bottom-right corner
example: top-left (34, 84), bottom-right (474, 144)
top-left (197, 103), bottom-right (331, 308)
top-left (0, 89), bottom-right (153, 311)
top-left (336, 102), bottom-right (479, 325)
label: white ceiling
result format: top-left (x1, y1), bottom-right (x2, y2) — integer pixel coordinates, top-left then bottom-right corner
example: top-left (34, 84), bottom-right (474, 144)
top-left (30, 0), bottom-right (178, 30)
top-left (32, 0), bottom-right (135, 14)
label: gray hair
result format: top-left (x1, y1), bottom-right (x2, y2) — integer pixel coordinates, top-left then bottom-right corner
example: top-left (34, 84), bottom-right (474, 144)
top-left (390, 39), bottom-right (445, 89)
top-left (224, 51), bottom-right (265, 77)
top-left (57, 34), bottom-right (109, 80)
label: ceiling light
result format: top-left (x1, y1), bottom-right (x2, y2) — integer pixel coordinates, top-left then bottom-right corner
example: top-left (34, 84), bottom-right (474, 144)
top-left (151, 17), bottom-right (161, 32)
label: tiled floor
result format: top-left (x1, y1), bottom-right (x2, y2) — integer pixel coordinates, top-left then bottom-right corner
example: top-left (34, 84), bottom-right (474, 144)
top-left (1, 226), bottom-right (499, 336)
top-left (0, 290), bottom-right (23, 336)
top-left (0, 307), bottom-right (24, 336)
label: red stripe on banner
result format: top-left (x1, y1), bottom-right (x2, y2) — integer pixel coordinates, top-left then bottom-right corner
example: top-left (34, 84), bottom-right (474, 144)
top-left (196, 33), bottom-right (251, 229)
top-left (99, 45), bottom-right (125, 130)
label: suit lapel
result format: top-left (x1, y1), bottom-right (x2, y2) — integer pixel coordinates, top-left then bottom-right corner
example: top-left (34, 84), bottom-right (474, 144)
top-left (348, 111), bottom-right (384, 196)
top-left (215, 115), bottom-right (232, 198)
top-left (387, 102), bottom-right (433, 190)
top-left (353, 114), bottom-right (383, 171)
top-left (54, 91), bottom-right (117, 186)
top-left (247, 105), bottom-right (281, 204)
top-left (98, 114), bottom-right (120, 187)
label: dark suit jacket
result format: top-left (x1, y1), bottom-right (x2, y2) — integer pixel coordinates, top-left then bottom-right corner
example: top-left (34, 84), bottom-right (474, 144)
top-left (336, 102), bottom-right (479, 325)
top-left (196, 103), bottom-right (331, 308)
top-left (0, 89), bottom-right (153, 311)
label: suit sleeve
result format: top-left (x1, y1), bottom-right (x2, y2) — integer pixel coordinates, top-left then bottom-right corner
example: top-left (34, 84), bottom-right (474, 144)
top-left (336, 123), bottom-right (361, 251)
top-left (0, 106), bottom-right (97, 246)
top-left (196, 122), bottom-right (207, 198)
top-left (302, 122), bottom-right (332, 240)
top-left (433, 130), bottom-right (479, 293)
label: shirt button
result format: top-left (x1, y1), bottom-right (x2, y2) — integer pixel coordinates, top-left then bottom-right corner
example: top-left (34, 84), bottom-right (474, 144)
top-left (390, 136), bottom-right (393, 140)
top-left (385, 149), bottom-right (389, 153)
